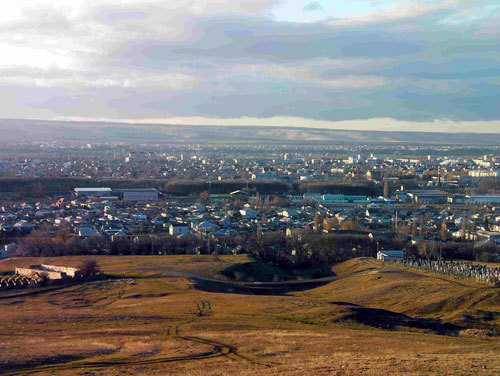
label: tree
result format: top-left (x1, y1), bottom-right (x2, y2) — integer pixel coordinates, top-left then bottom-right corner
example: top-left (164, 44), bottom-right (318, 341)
top-left (110, 238), bottom-right (131, 255)
top-left (314, 212), bottom-right (323, 233)
top-left (272, 196), bottom-right (284, 205)
top-left (55, 225), bottom-right (71, 243)
top-left (471, 223), bottom-right (478, 242)
top-left (484, 216), bottom-right (490, 231)
top-left (440, 222), bottom-right (448, 242)
top-left (79, 260), bottom-right (100, 276)
top-left (256, 225), bottom-right (263, 243)
top-left (18, 230), bottom-right (55, 257)
top-left (85, 235), bottom-right (109, 253)
top-left (255, 192), bottom-right (261, 209)
top-left (199, 191), bottom-right (210, 203)
top-left (417, 241), bottom-right (428, 258)
top-left (460, 217), bottom-right (467, 241)
top-left (383, 180), bottom-right (390, 198)
top-left (340, 221), bottom-right (357, 230)
top-left (323, 218), bottom-right (337, 232)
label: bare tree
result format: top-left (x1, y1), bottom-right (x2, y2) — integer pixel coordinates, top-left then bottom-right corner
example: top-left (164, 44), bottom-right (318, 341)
top-left (440, 222), bottom-right (448, 242)
top-left (79, 260), bottom-right (100, 277)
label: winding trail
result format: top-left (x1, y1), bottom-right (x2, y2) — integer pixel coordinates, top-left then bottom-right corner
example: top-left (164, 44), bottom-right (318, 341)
top-left (2, 258), bottom-right (488, 374)
top-left (0, 334), bottom-right (268, 375)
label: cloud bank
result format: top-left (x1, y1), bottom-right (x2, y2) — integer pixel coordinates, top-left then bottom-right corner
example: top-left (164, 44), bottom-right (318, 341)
top-left (1, 0), bottom-right (500, 133)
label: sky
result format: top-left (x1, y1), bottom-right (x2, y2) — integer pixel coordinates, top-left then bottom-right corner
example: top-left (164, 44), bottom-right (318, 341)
top-left (1, 0), bottom-right (500, 133)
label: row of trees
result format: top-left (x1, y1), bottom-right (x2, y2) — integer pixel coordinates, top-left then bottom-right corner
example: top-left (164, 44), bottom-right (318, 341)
top-left (164, 180), bottom-right (289, 195)
top-left (14, 220), bottom-right (498, 264)
top-left (0, 176), bottom-right (386, 199)
top-left (407, 240), bottom-right (498, 262)
top-left (293, 181), bottom-right (381, 196)
top-left (16, 229), bottom-right (109, 257)
top-left (245, 230), bottom-right (403, 269)
top-left (15, 228), bottom-right (208, 257)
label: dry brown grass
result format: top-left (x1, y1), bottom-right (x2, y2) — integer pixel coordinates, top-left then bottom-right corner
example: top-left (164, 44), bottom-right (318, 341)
top-left (0, 256), bottom-right (498, 375)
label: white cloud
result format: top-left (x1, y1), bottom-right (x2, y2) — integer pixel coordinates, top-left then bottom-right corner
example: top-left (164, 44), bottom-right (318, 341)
top-left (0, 70), bottom-right (200, 90)
top-left (230, 62), bottom-right (388, 87)
top-left (0, 0), bottom-right (499, 131)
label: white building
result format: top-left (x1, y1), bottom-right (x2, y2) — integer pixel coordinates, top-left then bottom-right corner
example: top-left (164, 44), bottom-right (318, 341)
top-left (251, 172), bottom-right (279, 181)
top-left (74, 187), bottom-right (112, 198)
top-left (281, 209), bottom-right (299, 218)
top-left (121, 189), bottom-right (159, 201)
top-left (169, 223), bottom-right (189, 236)
top-left (466, 195), bottom-right (500, 205)
top-left (239, 208), bottom-right (258, 219)
top-left (377, 250), bottom-right (405, 262)
top-left (468, 170), bottom-right (498, 178)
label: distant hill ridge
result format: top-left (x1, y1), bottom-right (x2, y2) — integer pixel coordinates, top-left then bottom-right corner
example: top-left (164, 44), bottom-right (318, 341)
top-left (0, 118), bottom-right (499, 145)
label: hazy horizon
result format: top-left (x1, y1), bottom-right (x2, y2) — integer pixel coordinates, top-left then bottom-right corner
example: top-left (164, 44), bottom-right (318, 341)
top-left (3, 116), bottom-right (500, 135)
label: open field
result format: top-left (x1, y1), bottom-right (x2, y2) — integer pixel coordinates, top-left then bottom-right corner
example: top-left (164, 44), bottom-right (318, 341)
top-left (0, 256), bottom-right (498, 375)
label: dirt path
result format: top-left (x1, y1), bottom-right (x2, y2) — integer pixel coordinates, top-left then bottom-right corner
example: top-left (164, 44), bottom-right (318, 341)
top-left (0, 334), bottom-right (266, 375)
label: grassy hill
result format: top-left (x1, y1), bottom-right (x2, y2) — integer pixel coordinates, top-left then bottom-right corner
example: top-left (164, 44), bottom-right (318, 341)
top-left (0, 255), bottom-right (498, 375)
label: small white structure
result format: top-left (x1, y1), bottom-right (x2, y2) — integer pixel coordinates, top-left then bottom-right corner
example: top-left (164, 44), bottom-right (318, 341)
top-left (13, 221), bottom-right (34, 233)
top-left (16, 265), bottom-right (82, 280)
top-left (281, 209), bottom-right (299, 218)
top-left (196, 221), bottom-right (219, 234)
top-left (239, 208), bottom-right (258, 219)
top-left (74, 188), bottom-right (112, 198)
top-left (169, 223), bottom-right (189, 236)
top-left (377, 250), bottom-right (405, 262)
top-left (0, 243), bottom-right (17, 259)
top-left (191, 203), bottom-right (206, 212)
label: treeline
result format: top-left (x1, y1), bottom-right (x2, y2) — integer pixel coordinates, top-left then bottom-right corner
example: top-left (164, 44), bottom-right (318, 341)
top-left (16, 229), bottom-right (107, 257)
top-left (0, 178), bottom-right (163, 198)
top-left (0, 177), bottom-right (383, 198)
top-left (13, 226), bottom-right (498, 266)
top-left (161, 180), bottom-right (382, 197)
top-left (15, 228), bottom-right (205, 257)
top-left (474, 180), bottom-right (500, 195)
top-left (247, 231), bottom-right (498, 269)
top-left (244, 231), bottom-right (404, 269)
top-left (406, 240), bottom-right (498, 263)
top-left (14, 227), bottom-right (397, 269)
top-left (294, 181), bottom-right (381, 196)
top-left (163, 180), bottom-right (289, 195)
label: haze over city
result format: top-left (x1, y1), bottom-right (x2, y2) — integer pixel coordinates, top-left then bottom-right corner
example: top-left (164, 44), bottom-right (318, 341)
top-left (1, 0), bottom-right (500, 133)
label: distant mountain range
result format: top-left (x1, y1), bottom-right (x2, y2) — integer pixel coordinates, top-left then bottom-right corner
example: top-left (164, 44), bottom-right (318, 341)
top-left (0, 118), bottom-right (499, 145)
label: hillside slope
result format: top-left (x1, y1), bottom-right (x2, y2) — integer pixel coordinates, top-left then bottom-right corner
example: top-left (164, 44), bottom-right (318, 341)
top-left (0, 255), bottom-right (498, 375)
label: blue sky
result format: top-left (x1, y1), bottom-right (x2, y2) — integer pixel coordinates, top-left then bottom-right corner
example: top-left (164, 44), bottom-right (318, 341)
top-left (0, 0), bottom-right (500, 133)
top-left (272, 0), bottom-right (396, 22)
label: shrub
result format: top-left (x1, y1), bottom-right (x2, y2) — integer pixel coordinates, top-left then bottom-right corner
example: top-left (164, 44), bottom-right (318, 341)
top-left (79, 260), bottom-right (100, 276)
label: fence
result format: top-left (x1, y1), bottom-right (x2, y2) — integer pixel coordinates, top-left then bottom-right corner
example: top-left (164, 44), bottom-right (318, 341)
top-left (393, 258), bottom-right (500, 285)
